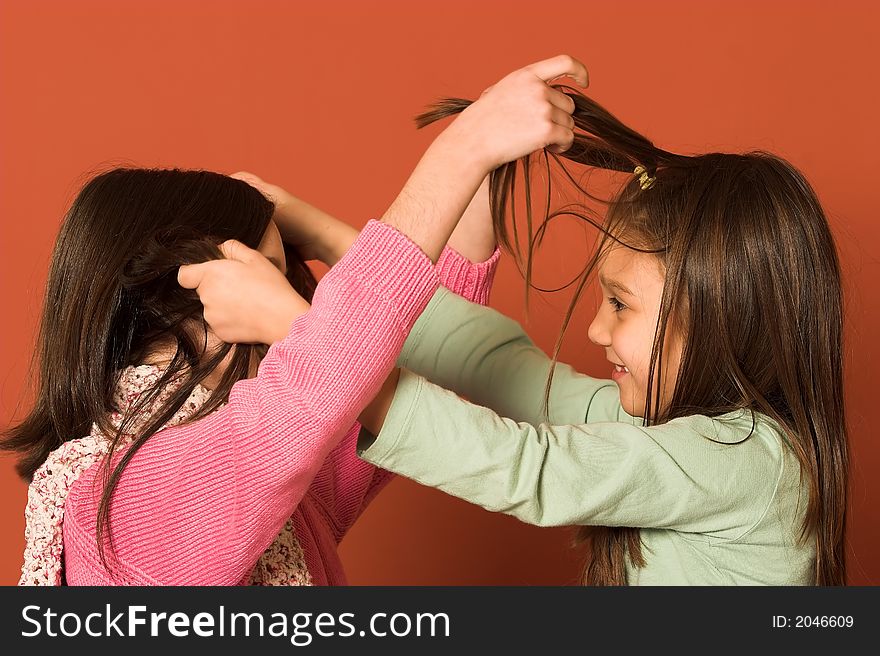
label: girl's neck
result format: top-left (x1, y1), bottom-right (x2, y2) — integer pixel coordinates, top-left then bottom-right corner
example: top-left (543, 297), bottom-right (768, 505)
top-left (140, 338), bottom-right (259, 392)
top-left (139, 338), bottom-right (223, 392)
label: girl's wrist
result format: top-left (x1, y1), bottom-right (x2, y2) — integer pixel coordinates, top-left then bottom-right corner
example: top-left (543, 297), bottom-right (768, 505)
top-left (316, 222), bottom-right (359, 267)
top-left (266, 292), bottom-right (311, 344)
top-left (432, 122), bottom-right (495, 178)
top-left (273, 195), bottom-right (356, 266)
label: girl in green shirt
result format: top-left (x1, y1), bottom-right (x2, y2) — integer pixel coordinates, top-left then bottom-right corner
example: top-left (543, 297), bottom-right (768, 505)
top-left (184, 59), bottom-right (848, 586)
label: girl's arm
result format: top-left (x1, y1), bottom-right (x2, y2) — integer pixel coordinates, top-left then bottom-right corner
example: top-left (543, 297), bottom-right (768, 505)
top-left (399, 288), bottom-right (630, 426)
top-left (357, 370), bottom-right (783, 538)
top-left (434, 175), bottom-right (501, 303)
top-left (229, 171), bottom-right (359, 268)
top-left (305, 248), bottom-right (502, 543)
top-left (234, 171), bottom-right (500, 304)
top-left (317, 250), bottom-right (502, 542)
top-left (228, 174), bottom-right (500, 541)
top-left (327, 179), bottom-right (500, 537)
top-left (443, 175), bottom-right (497, 265)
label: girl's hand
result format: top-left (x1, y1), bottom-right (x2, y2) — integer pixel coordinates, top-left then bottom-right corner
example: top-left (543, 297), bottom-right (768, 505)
top-left (230, 171), bottom-right (358, 267)
top-left (379, 55), bottom-right (588, 262)
top-left (441, 54), bottom-right (589, 172)
top-left (177, 240), bottom-right (310, 345)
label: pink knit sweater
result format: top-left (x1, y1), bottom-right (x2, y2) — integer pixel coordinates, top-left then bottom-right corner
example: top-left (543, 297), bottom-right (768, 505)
top-left (55, 221), bottom-right (498, 585)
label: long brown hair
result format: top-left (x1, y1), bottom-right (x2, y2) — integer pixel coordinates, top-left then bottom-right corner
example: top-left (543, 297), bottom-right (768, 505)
top-left (416, 90), bottom-right (848, 586)
top-left (1, 168), bottom-right (317, 572)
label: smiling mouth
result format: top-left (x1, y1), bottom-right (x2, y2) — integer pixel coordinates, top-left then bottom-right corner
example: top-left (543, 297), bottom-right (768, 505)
top-left (610, 360), bottom-right (629, 373)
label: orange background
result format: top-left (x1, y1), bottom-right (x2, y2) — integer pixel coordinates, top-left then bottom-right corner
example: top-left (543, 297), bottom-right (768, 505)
top-left (1, 0), bottom-right (877, 585)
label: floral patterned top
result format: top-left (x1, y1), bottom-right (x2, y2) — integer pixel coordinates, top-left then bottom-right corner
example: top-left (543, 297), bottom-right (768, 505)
top-left (20, 364), bottom-right (312, 586)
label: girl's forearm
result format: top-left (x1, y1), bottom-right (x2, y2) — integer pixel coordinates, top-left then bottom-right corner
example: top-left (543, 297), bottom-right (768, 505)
top-left (309, 173), bottom-right (495, 269)
top-left (279, 196), bottom-right (359, 267)
top-left (315, 220), bottom-right (359, 267)
top-left (358, 368), bottom-right (400, 435)
top-left (380, 131), bottom-right (488, 262)
top-left (446, 175), bottom-right (496, 263)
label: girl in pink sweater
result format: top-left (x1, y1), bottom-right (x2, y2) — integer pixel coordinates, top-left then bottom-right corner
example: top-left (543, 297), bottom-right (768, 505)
top-left (6, 55), bottom-right (588, 585)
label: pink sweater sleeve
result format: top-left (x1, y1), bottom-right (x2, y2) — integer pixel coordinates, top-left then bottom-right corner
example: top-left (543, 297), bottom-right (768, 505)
top-left (67, 220), bottom-right (439, 585)
top-left (308, 244), bottom-right (502, 541)
top-left (436, 244), bottom-right (501, 305)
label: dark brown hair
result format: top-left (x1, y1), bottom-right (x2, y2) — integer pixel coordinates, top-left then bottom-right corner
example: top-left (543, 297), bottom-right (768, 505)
top-left (416, 90), bottom-right (848, 585)
top-left (2, 168), bottom-right (317, 572)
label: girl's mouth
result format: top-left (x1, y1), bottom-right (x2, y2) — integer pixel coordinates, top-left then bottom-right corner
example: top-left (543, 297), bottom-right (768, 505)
top-left (611, 364), bottom-right (629, 381)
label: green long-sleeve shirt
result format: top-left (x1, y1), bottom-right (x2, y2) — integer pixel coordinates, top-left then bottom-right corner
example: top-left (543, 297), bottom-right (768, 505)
top-left (357, 287), bottom-right (816, 585)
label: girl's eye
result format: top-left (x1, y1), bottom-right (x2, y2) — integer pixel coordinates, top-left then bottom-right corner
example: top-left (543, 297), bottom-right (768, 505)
top-left (607, 297), bottom-right (627, 312)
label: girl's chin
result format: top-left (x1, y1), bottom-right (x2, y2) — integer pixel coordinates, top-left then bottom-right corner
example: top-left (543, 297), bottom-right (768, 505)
top-left (617, 392), bottom-right (644, 418)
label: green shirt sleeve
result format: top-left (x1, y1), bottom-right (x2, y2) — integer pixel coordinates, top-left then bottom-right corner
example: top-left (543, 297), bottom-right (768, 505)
top-left (399, 287), bottom-right (641, 426)
top-left (358, 369), bottom-right (783, 540)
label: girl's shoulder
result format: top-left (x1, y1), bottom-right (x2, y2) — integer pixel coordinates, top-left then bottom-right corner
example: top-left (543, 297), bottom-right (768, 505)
top-left (662, 407), bottom-right (790, 448)
top-left (662, 409), bottom-right (807, 544)
top-left (648, 408), bottom-right (798, 488)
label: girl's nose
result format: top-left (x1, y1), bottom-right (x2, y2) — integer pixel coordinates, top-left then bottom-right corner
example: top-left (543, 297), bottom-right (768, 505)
top-left (587, 310), bottom-right (611, 347)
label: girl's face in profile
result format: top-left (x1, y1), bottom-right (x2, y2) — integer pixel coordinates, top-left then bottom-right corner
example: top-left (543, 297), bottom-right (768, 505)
top-left (588, 243), bottom-right (683, 418)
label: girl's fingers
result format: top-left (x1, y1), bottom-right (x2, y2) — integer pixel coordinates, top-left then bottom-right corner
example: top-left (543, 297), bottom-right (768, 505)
top-left (177, 262), bottom-right (206, 290)
top-left (230, 171), bottom-right (260, 182)
top-left (178, 240), bottom-right (262, 290)
top-left (219, 239), bottom-right (260, 264)
top-left (230, 171), bottom-right (266, 190)
top-left (547, 87), bottom-right (576, 115)
top-left (549, 107), bottom-right (576, 131)
top-left (545, 123), bottom-right (575, 154)
top-left (524, 54), bottom-right (589, 88)
top-left (230, 171), bottom-right (278, 203)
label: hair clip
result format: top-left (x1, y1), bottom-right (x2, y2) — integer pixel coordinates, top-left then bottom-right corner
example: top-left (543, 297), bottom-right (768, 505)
top-left (633, 165), bottom-right (656, 190)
